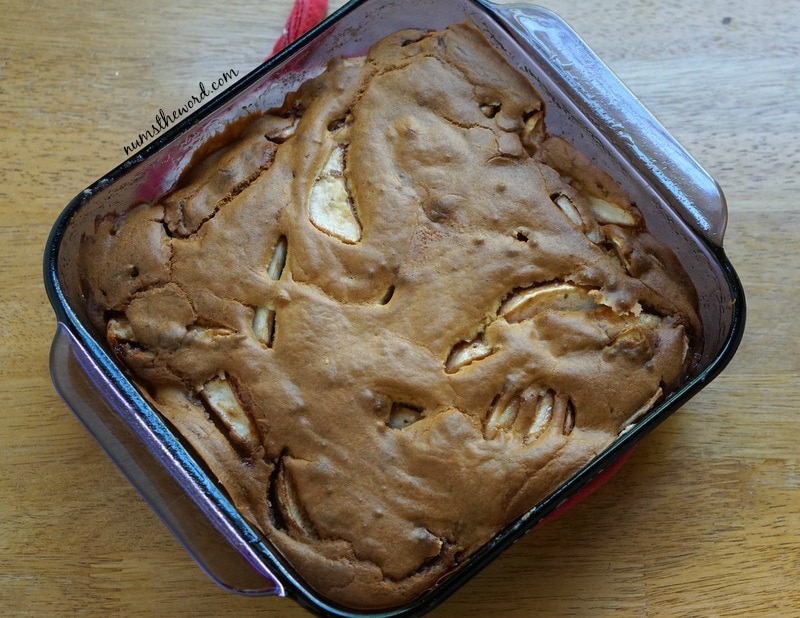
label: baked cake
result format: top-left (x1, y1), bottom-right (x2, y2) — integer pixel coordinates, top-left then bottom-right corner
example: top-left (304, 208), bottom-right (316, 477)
top-left (79, 23), bottom-right (700, 609)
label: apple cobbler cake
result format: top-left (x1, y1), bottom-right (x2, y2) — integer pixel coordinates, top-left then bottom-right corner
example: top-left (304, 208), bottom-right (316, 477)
top-left (80, 23), bottom-right (699, 609)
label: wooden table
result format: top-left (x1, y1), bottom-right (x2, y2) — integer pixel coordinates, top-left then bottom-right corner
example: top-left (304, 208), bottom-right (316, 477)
top-left (1, 0), bottom-right (797, 615)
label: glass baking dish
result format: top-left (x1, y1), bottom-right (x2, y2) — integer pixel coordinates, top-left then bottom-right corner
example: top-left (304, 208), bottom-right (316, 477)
top-left (43, 0), bottom-right (745, 615)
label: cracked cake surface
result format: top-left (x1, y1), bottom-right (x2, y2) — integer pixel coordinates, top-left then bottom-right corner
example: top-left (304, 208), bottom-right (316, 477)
top-left (79, 23), bottom-right (700, 609)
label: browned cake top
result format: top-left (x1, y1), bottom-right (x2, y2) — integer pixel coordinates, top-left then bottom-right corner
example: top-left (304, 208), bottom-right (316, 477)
top-left (80, 23), bottom-right (699, 609)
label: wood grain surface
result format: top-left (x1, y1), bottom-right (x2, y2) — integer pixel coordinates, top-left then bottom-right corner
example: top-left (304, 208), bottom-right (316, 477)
top-left (1, 0), bottom-right (798, 615)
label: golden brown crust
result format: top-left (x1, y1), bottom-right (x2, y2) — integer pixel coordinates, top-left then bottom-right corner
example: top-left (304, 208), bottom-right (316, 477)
top-left (79, 23), bottom-right (700, 610)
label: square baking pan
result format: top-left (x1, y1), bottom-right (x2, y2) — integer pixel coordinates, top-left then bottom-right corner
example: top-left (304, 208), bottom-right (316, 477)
top-left (44, 0), bottom-right (745, 615)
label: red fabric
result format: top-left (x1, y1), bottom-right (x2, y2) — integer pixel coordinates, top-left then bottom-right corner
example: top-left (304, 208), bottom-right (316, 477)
top-left (270, 0), bottom-right (632, 525)
top-left (539, 447), bottom-right (635, 525)
top-left (272, 0), bottom-right (329, 55)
